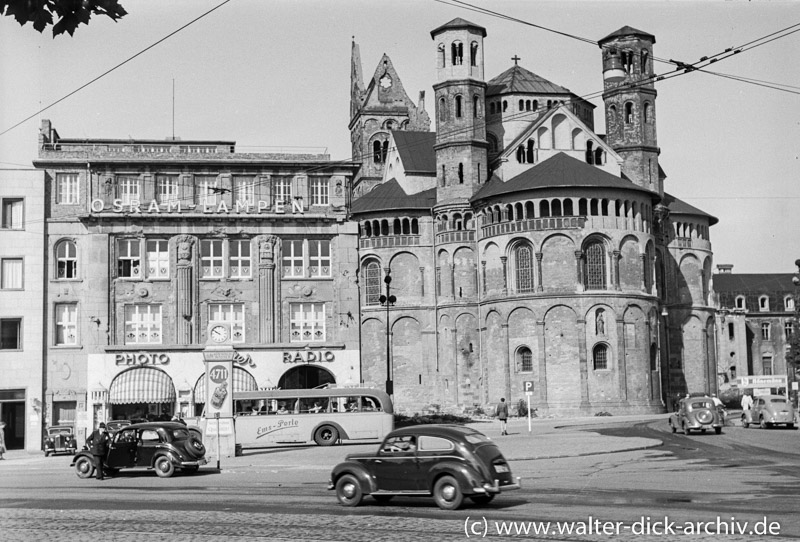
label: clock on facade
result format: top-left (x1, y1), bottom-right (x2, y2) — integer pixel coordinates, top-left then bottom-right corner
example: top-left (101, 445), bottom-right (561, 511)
top-left (210, 324), bottom-right (230, 343)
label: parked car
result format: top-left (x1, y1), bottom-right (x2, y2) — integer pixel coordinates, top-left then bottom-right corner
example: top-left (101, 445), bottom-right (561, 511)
top-left (43, 426), bottom-right (78, 456)
top-left (741, 395), bottom-right (797, 429)
top-left (104, 420), bottom-right (131, 435)
top-left (668, 396), bottom-right (723, 435)
top-left (71, 421), bottom-right (207, 479)
top-left (329, 424), bottom-right (521, 510)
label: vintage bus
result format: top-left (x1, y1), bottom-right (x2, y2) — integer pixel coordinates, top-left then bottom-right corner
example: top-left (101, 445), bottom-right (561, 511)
top-left (232, 388), bottom-right (393, 448)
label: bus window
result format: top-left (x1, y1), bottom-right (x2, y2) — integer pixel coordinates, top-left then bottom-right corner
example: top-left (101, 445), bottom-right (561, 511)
top-left (299, 398), bottom-right (328, 413)
top-left (362, 396), bottom-right (380, 411)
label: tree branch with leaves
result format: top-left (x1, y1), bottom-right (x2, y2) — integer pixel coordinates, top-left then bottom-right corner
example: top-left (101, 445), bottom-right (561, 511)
top-left (1, 0), bottom-right (127, 37)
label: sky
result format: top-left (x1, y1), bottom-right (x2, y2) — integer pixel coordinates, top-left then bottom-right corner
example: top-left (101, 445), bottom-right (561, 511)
top-left (1, 0), bottom-right (798, 274)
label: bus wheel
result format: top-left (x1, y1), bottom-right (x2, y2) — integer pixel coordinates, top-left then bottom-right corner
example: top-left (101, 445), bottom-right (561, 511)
top-left (314, 425), bottom-right (339, 446)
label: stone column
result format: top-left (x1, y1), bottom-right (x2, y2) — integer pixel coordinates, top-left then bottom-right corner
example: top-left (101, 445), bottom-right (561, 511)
top-left (419, 267), bottom-right (425, 297)
top-left (536, 321), bottom-right (548, 407)
top-left (175, 236), bottom-right (195, 344)
top-left (435, 266), bottom-right (441, 297)
top-left (449, 264), bottom-right (455, 298)
top-left (258, 235), bottom-right (279, 343)
top-left (612, 250), bottom-right (621, 290)
top-left (535, 251), bottom-right (544, 292)
top-left (639, 253), bottom-right (647, 292)
top-left (617, 318), bottom-right (628, 403)
top-left (480, 260), bottom-right (486, 295)
top-left (501, 323), bottom-right (511, 401)
top-left (500, 256), bottom-right (508, 294)
top-left (575, 250), bottom-right (584, 292)
top-left (577, 319), bottom-right (589, 408)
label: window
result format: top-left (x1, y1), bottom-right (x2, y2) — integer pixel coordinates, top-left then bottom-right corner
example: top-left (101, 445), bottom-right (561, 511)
top-left (786, 295), bottom-right (795, 311)
top-left (759, 296), bottom-right (769, 311)
top-left (518, 347), bottom-right (533, 372)
top-left (124, 304), bottom-right (162, 344)
top-left (455, 95), bottom-right (463, 118)
top-left (200, 240), bottom-right (224, 278)
top-left (209, 303), bottom-right (244, 343)
top-left (156, 175), bottom-right (179, 205)
top-left (735, 296), bottom-right (746, 310)
top-left (273, 177), bottom-right (292, 206)
top-left (146, 240), bottom-right (169, 279)
top-left (52, 401), bottom-right (76, 425)
top-left (56, 173), bottom-right (79, 204)
top-left (56, 240), bottom-right (77, 279)
top-left (116, 175), bottom-right (140, 205)
top-left (451, 41), bottom-right (463, 65)
top-left (290, 303), bottom-right (325, 342)
top-left (0, 318), bottom-right (21, 350)
top-left (785, 321), bottom-right (794, 339)
top-left (197, 175), bottom-right (218, 207)
top-left (584, 241), bottom-right (607, 290)
top-left (727, 322), bottom-right (734, 341)
top-left (116, 239), bottom-right (141, 278)
top-left (419, 435), bottom-right (454, 451)
top-left (593, 344), bottom-right (608, 370)
top-left (644, 102), bottom-right (652, 123)
top-left (761, 322), bottom-right (771, 341)
top-left (229, 240), bottom-right (251, 279)
top-left (54, 303), bottom-right (77, 346)
top-left (515, 245), bottom-right (534, 293)
top-left (470, 41), bottom-right (478, 66)
top-left (310, 178), bottom-right (329, 206)
top-left (1, 258), bottom-right (23, 289)
top-left (308, 240), bottom-right (331, 277)
top-left (364, 261), bottom-right (381, 305)
top-left (234, 175), bottom-right (255, 208)
top-left (1, 198), bottom-right (23, 229)
top-left (625, 102), bottom-right (633, 124)
top-left (762, 354), bottom-right (773, 376)
top-left (282, 240), bottom-right (304, 278)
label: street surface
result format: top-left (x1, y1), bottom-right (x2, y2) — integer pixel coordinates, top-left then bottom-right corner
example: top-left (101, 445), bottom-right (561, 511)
top-left (1, 415), bottom-right (798, 541)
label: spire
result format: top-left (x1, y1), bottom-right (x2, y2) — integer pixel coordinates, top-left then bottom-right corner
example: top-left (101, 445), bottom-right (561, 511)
top-left (350, 38), bottom-right (366, 121)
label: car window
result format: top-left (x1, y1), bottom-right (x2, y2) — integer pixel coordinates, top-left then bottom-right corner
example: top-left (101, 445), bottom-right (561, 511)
top-left (172, 428), bottom-right (191, 440)
top-left (418, 435), bottom-right (454, 451)
top-left (769, 398), bottom-right (787, 404)
top-left (381, 435), bottom-right (416, 454)
top-left (689, 400), bottom-right (713, 410)
top-left (117, 429), bottom-right (137, 443)
top-left (140, 429), bottom-right (161, 443)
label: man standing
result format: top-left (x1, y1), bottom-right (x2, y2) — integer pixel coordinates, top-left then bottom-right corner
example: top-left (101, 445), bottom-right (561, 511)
top-left (496, 398), bottom-right (509, 436)
top-left (741, 392), bottom-right (753, 411)
top-left (87, 423), bottom-right (110, 480)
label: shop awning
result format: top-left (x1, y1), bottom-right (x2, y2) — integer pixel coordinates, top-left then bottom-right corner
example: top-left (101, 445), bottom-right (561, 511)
top-left (194, 367), bottom-right (258, 403)
top-left (108, 367), bottom-right (176, 404)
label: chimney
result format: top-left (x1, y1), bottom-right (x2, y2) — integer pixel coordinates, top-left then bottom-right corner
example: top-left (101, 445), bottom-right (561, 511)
top-left (717, 264), bottom-right (733, 274)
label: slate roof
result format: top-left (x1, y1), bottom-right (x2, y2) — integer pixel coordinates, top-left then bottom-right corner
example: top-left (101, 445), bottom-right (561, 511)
top-left (598, 26), bottom-right (656, 46)
top-left (392, 131), bottom-right (436, 174)
top-left (662, 192), bottom-right (718, 225)
top-left (486, 65), bottom-right (571, 96)
top-left (713, 274), bottom-right (796, 294)
top-left (471, 152), bottom-right (648, 202)
top-left (430, 17), bottom-right (487, 38)
top-left (350, 178), bottom-right (437, 214)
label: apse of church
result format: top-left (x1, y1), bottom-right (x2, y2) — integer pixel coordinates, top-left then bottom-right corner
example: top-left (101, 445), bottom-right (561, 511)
top-left (352, 18), bottom-right (718, 416)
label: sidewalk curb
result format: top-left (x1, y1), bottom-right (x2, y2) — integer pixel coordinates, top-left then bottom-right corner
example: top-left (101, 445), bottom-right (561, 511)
top-left (506, 440), bottom-right (664, 462)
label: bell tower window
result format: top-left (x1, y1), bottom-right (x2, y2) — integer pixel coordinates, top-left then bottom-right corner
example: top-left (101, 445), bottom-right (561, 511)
top-left (455, 95), bottom-right (463, 118)
top-left (451, 41), bottom-right (463, 65)
top-left (625, 102), bottom-right (633, 124)
top-left (470, 42), bottom-right (478, 66)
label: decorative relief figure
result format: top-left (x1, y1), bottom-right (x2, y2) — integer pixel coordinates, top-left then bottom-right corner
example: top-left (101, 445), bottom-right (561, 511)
top-left (596, 309), bottom-right (605, 335)
top-left (176, 235), bottom-right (195, 265)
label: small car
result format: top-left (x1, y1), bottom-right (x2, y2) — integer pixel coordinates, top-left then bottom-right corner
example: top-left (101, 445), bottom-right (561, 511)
top-left (668, 396), bottom-right (723, 435)
top-left (741, 395), bottom-right (797, 429)
top-left (329, 424), bottom-right (521, 510)
top-left (44, 426), bottom-right (78, 456)
top-left (71, 421), bottom-right (207, 479)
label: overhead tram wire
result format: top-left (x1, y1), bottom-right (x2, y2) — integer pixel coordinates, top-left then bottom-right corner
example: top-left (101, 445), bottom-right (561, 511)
top-left (0, 0), bottom-right (233, 140)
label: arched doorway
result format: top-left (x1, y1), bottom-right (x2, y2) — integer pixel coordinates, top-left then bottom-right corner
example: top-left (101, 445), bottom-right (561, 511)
top-left (279, 365), bottom-right (335, 389)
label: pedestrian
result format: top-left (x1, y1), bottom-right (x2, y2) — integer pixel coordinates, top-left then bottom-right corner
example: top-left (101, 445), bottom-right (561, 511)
top-left (495, 398), bottom-right (509, 436)
top-left (740, 392), bottom-right (753, 411)
top-left (86, 423), bottom-right (110, 480)
top-left (0, 421), bottom-right (6, 460)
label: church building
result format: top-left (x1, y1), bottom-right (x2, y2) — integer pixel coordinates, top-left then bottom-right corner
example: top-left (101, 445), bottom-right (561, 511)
top-left (350, 18), bottom-right (718, 415)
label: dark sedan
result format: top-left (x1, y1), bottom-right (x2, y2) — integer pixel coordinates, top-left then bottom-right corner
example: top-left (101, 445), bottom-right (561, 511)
top-left (44, 426), bottom-right (78, 456)
top-left (329, 424), bottom-right (520, 510)
top-left (71, 421), bottom-right (207, 479)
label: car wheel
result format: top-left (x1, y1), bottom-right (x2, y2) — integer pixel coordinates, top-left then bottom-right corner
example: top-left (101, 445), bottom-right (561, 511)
top-left (75, 456), bottom-right (94, 479)
top-left (470, 494), bottom-right (495, 505)
top-left (314, 425), bottom-right (339, 447)
top-left (154, 456), bottom-right (175, 478)
top-left (683, 423), bottom-right (690, 436)
top-left (714, 427), bottom-right (722, 435)
top-left (335, 474), bottom-right (363, 507)
top-left (433, 475), bottom-right (464, 510)
top-left (372, 495), bottom-right (393, 504)
top-left (183, 436), bottom-right (206, 459)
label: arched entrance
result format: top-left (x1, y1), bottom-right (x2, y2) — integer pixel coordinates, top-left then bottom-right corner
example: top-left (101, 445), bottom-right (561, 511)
top-left (279, 365), bottom-right (335, 389)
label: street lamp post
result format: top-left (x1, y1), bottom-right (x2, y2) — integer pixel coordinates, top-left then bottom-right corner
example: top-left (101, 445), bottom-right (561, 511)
top-left (379, 268), bottom-right (397, 397)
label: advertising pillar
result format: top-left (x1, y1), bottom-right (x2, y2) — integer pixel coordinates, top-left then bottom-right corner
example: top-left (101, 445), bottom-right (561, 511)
top-left (203, 323), bottom-right (236, 459)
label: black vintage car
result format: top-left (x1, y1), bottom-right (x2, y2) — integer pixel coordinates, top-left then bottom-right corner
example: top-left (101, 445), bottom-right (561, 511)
top-left (71, 421), bottom-right (207, 479)
top-left (44, 426), bottom-right (78, 456)
top-left (329, 424), bottom-right (521, 510)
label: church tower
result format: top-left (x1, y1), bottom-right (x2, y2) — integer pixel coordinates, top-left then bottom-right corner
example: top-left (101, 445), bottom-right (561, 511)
top-left (430, 18), bottom-right (488, 203)
top-left (349, 40), bottom-right (430, 198)
top-left (599, 27), bottom-right (661, 195)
